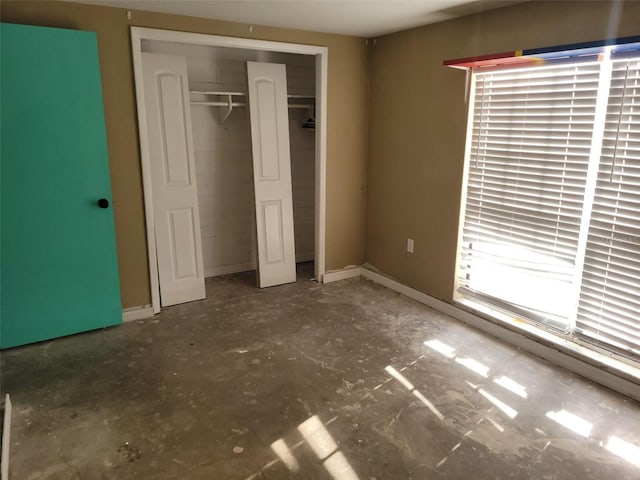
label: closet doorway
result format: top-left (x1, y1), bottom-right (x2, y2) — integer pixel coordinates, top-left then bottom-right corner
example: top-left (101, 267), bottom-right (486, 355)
top-left (131, 27), bottom-right (328, 313)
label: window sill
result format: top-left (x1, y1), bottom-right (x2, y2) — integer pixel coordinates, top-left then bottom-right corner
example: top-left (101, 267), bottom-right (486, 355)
top-left (361, 267), bottom-right (640, 401)
top-left (455, 297), bottom-right (640, 386)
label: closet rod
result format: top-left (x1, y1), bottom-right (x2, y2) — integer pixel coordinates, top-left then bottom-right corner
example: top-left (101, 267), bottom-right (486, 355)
top-left (191, 101), bottom-right (247, 107)
top-left (189, 90), bottom-right (314, 123)
top-left (189, 90), bottom-right (315, 100)
top-left (190, 101), bottom-right (313, 109)
top-left (190, 90), bottom-right (245, 96)
top-left (189, 100), bottom-right (313, 108)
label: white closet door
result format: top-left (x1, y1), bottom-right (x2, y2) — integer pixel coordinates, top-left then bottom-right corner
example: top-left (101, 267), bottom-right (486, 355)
top-left (247, 62), bottom-right (297, 288)
top-left (142, 53), bottom-right (205, 306)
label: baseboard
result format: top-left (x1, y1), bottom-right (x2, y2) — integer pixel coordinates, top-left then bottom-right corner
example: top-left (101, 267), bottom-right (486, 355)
top-left (296, 253), bottom-right (315, 263)
top-left (2, 394), bottom-right (12, 480)
top-left (122, 305), bottom-right (155, 322)
top-left (205, 262), bottom-right (256, 278)
top-left (361, 267), bottom-right (640, 402)
top-left (323, 266), bottom-right (362, 283)
top-left (205, 256), bottom-right (315, 279)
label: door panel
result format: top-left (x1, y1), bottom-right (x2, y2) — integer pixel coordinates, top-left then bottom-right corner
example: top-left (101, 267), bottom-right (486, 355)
top-left (158, 74), bottom-right (192, 185)
top-left (168, 208), bottom-right (198, 279)
top-left (247, 62), bottom-right (297, 288)
top-left (0, 23), bottom-right (122, 348)
top-left (142, 53), bottom-right (205, 306)
top-left (263, 201), bottom-right (285, 263)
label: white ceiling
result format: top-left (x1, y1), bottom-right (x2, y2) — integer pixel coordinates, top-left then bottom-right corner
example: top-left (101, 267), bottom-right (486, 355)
top-left (77, 0), bottom-right (520, 38)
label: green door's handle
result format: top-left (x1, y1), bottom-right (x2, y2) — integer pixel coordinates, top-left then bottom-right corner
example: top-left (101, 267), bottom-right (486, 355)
top-left (97, 198), bottom-right (110, 208)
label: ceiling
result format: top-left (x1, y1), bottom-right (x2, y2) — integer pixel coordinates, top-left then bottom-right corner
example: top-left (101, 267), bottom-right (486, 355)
top-left (77, 0), bottom-right (521, 38)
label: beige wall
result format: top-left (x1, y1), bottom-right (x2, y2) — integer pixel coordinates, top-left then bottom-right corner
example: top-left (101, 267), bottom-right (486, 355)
top-left (3, 1), bottom-right (638, 309)
top-left (365, 0), bottom-right (640, 302)
top-left (1, 1), bottom-right (369, 308)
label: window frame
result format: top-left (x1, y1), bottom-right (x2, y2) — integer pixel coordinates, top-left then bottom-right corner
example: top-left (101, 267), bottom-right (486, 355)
top-left (453, 52), bottom-right (640, 366)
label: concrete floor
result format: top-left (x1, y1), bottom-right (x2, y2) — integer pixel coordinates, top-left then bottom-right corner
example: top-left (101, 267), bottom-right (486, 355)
top-left (2, 263), bottom-right (640, 479)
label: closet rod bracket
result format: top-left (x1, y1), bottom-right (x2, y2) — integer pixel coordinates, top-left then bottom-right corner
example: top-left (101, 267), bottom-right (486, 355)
top-left (220, 94), bottom-right (233, 124)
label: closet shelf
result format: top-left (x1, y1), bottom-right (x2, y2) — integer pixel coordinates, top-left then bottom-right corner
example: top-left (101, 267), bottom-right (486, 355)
top-left (192, 101), bottom-right (247, 107)
top-left (189, 91), bottom-right (242, 124)
top-left (189, 90), bottom-right (315, 124)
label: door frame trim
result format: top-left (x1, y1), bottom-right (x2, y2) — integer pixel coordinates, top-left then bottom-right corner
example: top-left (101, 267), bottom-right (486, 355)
top-left (130, 27), bottom-right (328, 313)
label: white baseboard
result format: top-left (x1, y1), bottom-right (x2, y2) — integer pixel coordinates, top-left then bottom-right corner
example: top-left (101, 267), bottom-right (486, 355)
top-left (296, 253), bottom-right (315, 263)
top-left (2, 394), bottom-right (11, 480)
top-left (122, 305), bottom-right (155, 322)
top-left (361, 267), bottom-right (640, 401)
top-left (323, 266), bottom-right (362, 283)
top-left (205, 262), bottom-right (256, 278)
top-left (205, 256), bottom-right (315, 279)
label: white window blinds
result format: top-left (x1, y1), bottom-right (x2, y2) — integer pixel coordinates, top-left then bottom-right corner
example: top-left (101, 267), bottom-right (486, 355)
top-left (459, 62), bottom-right (601, 327)
top-left (457, 55), bottom-right (640, 362)
top-left (576, 59), bottom-right (640, 357)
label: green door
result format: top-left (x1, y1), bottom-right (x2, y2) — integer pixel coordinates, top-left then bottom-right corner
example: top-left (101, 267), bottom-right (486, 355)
top-left (1, 23), bottom-right (122, 348)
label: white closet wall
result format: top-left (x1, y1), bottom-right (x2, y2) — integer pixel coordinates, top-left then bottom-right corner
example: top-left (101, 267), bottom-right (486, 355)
top-left (191, 56), bottom-right (255, 277)
top-left (192, 102), bottom-right (255, 276)
top-left (142, 41), bottom-right (315, 278)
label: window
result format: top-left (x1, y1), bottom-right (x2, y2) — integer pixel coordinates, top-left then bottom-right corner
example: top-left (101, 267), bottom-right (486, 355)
top-left (455, 51), bottom-right (640, 362)
top-left (577, 58), bottom-right (640, 356)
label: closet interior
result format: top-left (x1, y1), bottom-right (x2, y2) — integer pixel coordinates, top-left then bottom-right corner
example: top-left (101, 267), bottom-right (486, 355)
top-left (141, 39), bottom-right (316, 279)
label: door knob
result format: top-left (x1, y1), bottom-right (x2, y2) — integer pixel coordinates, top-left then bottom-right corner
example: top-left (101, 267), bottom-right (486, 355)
top-left (97, 198), bottom-right (110, 208)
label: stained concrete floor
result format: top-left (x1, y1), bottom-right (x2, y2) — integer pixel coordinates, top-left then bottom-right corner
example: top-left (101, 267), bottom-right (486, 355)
top-left (2, 263), bottom-right (640, 479)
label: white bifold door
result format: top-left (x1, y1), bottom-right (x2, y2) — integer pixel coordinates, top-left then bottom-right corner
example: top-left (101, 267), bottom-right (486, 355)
top-left (142, 53), bottom-right (206, 306)
top-left (247, 62), bottom-right (297, 288)
top-left (140, 55), bottom-right (298, 307)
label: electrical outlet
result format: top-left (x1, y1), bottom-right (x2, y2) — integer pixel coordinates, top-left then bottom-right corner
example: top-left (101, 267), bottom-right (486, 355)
top-left (407, 238), bottom-right (414, 253)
